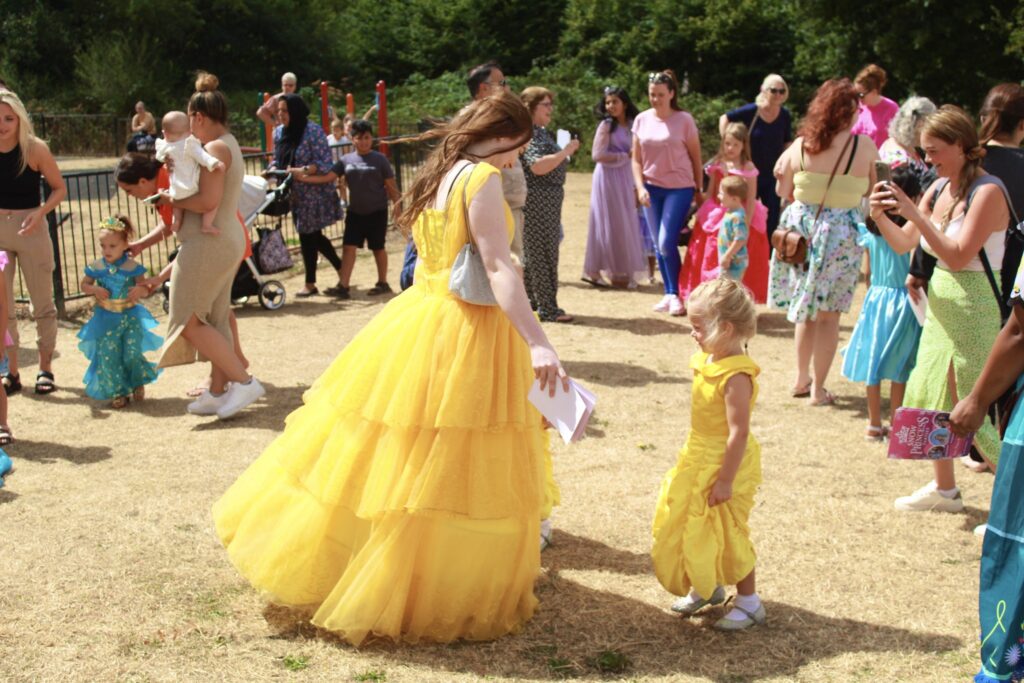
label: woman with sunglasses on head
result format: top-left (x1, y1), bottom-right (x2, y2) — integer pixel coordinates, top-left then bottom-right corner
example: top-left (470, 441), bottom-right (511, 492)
top-left (632, 69), bottom-right (703, 316)
top-left (583, 86), bottom-right (647, 288)
top-left (719, 74), bottom-right (793, 241)
top-left (851, 64), bottom-right (899, 149)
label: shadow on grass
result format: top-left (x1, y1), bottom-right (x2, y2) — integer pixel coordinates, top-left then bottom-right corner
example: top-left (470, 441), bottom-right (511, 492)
top-left (543, 529), bottom-right (651, 575)
top-left (567, 360), bottom-right (687, 388)
top-left (573, 314), bottom-right (686, 337)
top-left (231, 292), bottom-right (390, 320)
top-left (257, 563), bottom-right (961, 681)
top-left (755, 311), bottom-right (853, 339)
top-left (189, 381), bottom-right (308, 433)
top-left (15, 440), bottom-right (112, 465)
top-left (0, 489), bottom-right (18, 504)
top-left (961, 505), bottom-right (990, 534)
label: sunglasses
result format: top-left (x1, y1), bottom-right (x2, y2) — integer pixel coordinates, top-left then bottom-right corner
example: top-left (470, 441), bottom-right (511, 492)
top-left (648, 72), bottom-right (673, 85)
top-left (766, 87), bottom-right (787, 95)
top-left (603, 85), bottom-right (619, 94)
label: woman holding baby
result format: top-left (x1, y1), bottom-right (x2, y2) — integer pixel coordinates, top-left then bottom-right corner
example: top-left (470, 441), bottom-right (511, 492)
top-left (151, 72), bottom-right (266, 420)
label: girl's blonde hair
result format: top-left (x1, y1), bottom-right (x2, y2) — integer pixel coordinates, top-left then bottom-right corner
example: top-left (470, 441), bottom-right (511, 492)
top-left (687, 278), bottom-right (757, 349)
top-left (755, 74), bottom-right (788, 108)
top-left (920, 105), bottom-right (986, 227)
top-left (0, 90), bottom-right (37, 175)
top-left (718, 122), bottom-right (752, 165)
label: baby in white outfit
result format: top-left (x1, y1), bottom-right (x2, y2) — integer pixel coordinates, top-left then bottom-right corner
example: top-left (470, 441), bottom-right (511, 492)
top-left (155, 111), bottom-right (224, 235)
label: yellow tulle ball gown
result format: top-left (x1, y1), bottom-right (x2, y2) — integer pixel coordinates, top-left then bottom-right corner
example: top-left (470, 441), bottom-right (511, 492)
top-left (651, 351), bottom-right (761, 600)
top-left (213, 163), bottom-right (553, 645)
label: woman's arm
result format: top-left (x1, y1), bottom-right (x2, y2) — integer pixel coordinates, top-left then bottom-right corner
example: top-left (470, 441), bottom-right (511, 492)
top-left (709, 372), bottom-right (753, 506)
top-left (950, 304), bottom-right (1024, 435)
top-left (528, 139), bottom-right (579, 177)
top-left (128, 222), bottom-right (174, 257)
top-left (164, 140), bottom-right (230, 214)
top-left (869, 181), bottom-right (927, 254)
top-left (686, 129), bottom-right (704, 204)
top-left (631, 136), bottom-right (649, 206)
top-left (20, 141), bottom-right (66, 237)
top-left (773, 141), bottom-right (796, 203)
top-left (470, 174), bottom-right (567, 395)
top-left (591, 122), bottom-right (627, 167)
top-left (718, 113), bottom-right (730, 137)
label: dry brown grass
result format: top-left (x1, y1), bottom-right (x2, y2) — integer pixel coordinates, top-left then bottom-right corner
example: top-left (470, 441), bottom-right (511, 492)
top-left (0, 173), bottom-right (988, 682)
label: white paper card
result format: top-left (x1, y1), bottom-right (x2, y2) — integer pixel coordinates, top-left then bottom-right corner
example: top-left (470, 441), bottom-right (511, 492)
top-left (909, 288), bottom-right (928, 327)
top-left (556, 129), bottom-right (571, 150)
top-left (528, 378), bottom-right (597, 444)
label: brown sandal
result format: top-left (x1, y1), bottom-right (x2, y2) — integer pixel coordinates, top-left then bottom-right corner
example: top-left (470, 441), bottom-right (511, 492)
top-left (133, 386), bottom-right (146, 402)
top-left (0, 425), bottom-right (14, 446)
top-left (111, 396), bottom-right (130, 409)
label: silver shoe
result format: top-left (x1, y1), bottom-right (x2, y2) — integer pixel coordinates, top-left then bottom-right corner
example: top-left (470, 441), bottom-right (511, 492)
top-left (713, 602), bottom-right (766, 631)
top-left (670, 585), bottom-right (726, 616)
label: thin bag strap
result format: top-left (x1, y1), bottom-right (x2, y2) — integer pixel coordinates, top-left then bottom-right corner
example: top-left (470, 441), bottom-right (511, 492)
top-left (978, 247), bottom-right (1009, 320)
top-left (459, 163), bottom-right (479, 248)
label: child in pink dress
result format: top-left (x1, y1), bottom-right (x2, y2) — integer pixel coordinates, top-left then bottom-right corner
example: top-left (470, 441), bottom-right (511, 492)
top-left (679, 123), bottom-right (769, 303)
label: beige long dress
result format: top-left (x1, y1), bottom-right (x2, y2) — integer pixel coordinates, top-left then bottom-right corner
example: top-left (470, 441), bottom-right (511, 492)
top-left (158, 133), bottom-right (245, 368)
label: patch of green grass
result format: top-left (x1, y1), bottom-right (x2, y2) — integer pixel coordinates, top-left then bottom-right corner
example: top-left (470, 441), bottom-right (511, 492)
top-left (547, 656), bottom-right (576, 678)
top-left (281, 654), bottom-right (310, 672)
top-left (193, 592), bottom-right (228, 619)
top-left (588, 649), bottom-right (631, 674)
top-left (354, 671), bottom-right (386, 682)
top-left (637, 442), bottom-right (656, 451)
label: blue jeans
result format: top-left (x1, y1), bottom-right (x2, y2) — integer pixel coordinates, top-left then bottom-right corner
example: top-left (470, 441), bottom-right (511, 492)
top-left (642, 184), bottom-right (695, 295)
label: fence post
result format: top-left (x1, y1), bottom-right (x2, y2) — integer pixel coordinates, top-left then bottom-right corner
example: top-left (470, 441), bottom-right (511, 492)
top-left (392, 142), bottom-right (403, 193)
top-left (346, 93), bottom-right (354, 116)
top-left (376, 81), bottom-right (389, 157)
top-left (320, 81), bottom-right (330, 133)
top-left (41, 183), bottom-right (66, 319)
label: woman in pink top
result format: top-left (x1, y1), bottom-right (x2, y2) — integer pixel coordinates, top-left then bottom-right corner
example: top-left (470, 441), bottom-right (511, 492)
top-left (851, 64), bottom-right (899, 148)
top-left (631, 70), bottom-right (703, 316)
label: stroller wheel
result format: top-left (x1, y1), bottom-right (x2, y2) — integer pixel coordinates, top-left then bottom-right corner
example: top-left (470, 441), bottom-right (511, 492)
top-left (259, 281), bottom-right (286, 310)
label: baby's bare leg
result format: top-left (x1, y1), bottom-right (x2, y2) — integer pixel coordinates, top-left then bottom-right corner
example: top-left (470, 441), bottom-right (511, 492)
top-left (200, 207), bottom-right (220, 235)
top-left (171, 207), bottom-right (184, 233)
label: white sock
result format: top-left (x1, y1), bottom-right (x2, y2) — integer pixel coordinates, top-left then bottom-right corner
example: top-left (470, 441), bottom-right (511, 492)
top-left (937, 487), bottom-right (959, 499)
top-left (723, 592), bottom-right (761, 621)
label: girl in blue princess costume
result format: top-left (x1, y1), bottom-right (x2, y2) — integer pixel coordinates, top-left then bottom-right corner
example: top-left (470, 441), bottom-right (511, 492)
top-left (78, 216), bottom-right (162, 409)
top-left (840, 165), bottom-right (923, 440)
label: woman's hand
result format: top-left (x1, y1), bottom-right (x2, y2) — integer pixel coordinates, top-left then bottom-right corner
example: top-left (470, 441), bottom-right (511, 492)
top-left (563, 139), bottom-right (581, 157)
top-left (636, 187), bottom-right (651, 208)
top-left (127, 240), bottom-right (146, 258)
top-left (532, 344), bottom-right (569, 397)
top-left (153, 190), bottom-right (173, 207)
top-left (708, 478), bottom-right (733, 507)
top-left (949, 394), bottom-right (988, 437)
top-left (868, 181), bottom-right (899, 219)
top-left (905, 273), bottom-right (927, 304)
top-left (18, 209), bottom-right (45, 236)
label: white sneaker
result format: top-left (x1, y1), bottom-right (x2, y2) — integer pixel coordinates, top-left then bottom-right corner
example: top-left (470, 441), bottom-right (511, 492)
top-left (216, 377), bottom-right (266, 419)
top-left (974, 523), bottom-right (988, 537)
top-left (653, 294), bottom-right (673, 312)
top-left (540, 518), bottom-right (553, 551)
top-left (668, 295), bottom-right (686, 316)
top-left (187, 389), bottom-right (229, 416)
top-left (894, 481), bottom-right (964, 513)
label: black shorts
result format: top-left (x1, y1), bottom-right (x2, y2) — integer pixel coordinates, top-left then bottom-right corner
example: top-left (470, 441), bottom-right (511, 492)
top-left (343, 209), bottom-right (388, 250)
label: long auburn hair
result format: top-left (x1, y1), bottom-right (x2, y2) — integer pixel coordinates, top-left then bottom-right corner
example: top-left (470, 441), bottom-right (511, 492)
top-left (397, 91), bottom-right (533, 234)
top-left (798, 78), bottom-right (859, 155)
top-left (921, 105), bottom-right (987, 227)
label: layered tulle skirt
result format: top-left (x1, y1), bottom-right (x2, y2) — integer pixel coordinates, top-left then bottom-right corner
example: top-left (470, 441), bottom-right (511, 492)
top-left (77, 305), bottom-right (162, 400)
top-left (213, 286), bottom-right (552, 645)
top-left (679, 198), bottom-right (769, 304)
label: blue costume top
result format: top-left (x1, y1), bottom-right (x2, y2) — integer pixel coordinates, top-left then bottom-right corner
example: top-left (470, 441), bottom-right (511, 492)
top-left (77, 254), bottom-right (163, 400)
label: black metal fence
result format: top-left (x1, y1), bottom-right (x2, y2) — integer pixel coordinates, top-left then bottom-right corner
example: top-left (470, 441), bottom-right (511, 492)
top-left (30, 114), bottom-right (133, 158)
top-left (34, 137), bottom-right (431, 317)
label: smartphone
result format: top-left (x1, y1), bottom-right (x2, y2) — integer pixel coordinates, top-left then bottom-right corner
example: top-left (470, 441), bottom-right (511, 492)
top-left (142, 194), bottom-right (161, 205)
top-left (874, 160), bottom-right (892, 184)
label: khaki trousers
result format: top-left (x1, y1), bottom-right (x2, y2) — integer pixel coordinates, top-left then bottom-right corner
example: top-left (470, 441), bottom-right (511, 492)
top-left (0, 209), bottom-right (58, 357)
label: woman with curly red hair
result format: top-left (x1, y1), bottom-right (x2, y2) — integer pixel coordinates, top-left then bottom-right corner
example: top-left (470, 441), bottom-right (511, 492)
top-left (769, 78), bottom-right (879, 405)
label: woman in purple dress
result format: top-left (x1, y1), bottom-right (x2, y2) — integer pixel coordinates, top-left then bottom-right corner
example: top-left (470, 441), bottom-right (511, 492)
top-left (582, 87), bottom-right (648, 288)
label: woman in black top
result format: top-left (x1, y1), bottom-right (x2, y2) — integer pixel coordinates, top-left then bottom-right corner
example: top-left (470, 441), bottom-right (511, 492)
top-left (719, 74), bottom-right (793, 239)
top-left (0, 90), bottom-right (66, 395)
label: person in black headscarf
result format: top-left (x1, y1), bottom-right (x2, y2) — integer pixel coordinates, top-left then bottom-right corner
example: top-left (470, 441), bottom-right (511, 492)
top-left (269, 93), bottom-right (344, 297)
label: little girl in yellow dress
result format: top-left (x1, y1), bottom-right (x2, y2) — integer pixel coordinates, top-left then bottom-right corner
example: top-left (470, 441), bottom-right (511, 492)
top-left (212, 92), bottom-right (568, 646)
top-left (651, 277), bottom-right (765, 630)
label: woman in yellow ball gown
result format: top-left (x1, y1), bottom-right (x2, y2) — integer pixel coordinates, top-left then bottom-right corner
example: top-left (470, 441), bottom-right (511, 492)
top-left (212, 92), bottom-right (569, 645)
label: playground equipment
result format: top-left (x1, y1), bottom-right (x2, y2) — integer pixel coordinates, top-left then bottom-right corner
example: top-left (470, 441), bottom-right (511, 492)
top-left (258, 80), bottom-right (391, 158)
